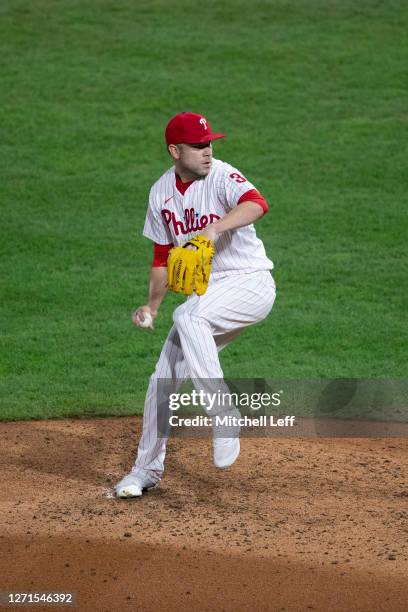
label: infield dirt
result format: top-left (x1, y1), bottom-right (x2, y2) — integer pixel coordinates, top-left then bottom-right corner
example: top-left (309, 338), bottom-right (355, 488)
top-left (1, 417), bottom-right (407, 611)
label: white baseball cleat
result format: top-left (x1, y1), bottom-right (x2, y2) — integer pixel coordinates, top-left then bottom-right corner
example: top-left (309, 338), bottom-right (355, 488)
top-left (115, 472), bottom-right (159, 498)
top-left (117, 482), bottom-right (143, 498)
top-left (213, 437), bottom-right (240, 469)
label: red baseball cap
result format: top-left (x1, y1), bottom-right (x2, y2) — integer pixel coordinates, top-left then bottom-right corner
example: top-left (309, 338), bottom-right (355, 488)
top-left (165, 112), bottom-right (225, 145)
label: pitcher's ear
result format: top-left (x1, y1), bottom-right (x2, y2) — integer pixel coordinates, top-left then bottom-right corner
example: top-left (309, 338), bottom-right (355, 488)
top-left (168, 143), bottom-right (181, 160)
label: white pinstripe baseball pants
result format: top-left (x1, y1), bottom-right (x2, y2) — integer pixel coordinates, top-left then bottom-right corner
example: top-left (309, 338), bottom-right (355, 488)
top-left (131, 270), bottom-right (276, 482)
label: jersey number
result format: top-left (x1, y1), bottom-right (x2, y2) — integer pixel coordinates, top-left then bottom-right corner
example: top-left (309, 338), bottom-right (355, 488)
top-left (229, 172), bottom-right (247, 184)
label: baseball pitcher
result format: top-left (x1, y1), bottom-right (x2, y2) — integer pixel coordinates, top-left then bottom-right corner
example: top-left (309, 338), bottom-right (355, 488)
top-left (116, 112), bottom-right (276, 497)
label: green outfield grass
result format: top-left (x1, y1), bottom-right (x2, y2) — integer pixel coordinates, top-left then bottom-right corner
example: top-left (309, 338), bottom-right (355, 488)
top-left (1, 0), bottom-right (407, 420)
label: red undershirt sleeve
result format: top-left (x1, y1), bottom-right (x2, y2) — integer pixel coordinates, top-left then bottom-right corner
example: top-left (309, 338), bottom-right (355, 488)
top-left (152, 242), bottom-right (173, 267)
top-left (237, 189), bottom-right (269, 215)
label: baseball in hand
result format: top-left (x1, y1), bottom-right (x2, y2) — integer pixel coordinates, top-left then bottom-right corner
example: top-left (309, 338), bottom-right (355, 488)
top-left (138, 311), bottom-right (153, 329)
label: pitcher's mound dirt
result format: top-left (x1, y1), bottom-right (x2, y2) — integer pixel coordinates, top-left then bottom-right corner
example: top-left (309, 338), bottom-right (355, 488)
top-left (0, 416), bottom-right (407, 611)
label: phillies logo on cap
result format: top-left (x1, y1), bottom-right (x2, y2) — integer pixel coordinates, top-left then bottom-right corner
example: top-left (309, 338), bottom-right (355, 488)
top-left (165, 112), bottom-right (225, 145)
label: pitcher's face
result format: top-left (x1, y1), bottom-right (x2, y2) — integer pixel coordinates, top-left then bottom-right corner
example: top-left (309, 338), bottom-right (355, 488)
top-left (169, 142), bottom-right (213, 180)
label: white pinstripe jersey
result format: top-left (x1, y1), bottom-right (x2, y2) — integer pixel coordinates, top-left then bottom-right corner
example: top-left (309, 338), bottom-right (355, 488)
top-left (143, 158), bottom-right (273, 278)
